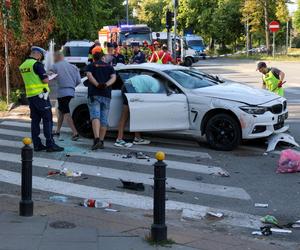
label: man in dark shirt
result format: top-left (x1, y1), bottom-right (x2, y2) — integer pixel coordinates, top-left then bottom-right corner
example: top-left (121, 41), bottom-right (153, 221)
top-left (130, 42), bottom-right (146, 64)
top-left (85, 52), bottom-right (116, 150)
top-left (112, 43), bottom-right (126, 65)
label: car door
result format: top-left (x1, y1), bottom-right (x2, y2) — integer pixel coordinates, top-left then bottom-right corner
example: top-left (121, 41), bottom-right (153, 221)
top-left (119, 69), bottom-right (190, 132)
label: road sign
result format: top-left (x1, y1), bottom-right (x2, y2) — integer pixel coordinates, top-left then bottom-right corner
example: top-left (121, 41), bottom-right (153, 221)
top-left (269, 21), bottom-right (280, 33)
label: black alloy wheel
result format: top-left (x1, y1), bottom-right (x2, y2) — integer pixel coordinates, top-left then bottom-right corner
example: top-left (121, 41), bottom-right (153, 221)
top-left (205, 113), bottom-right (241, 151)
top-left (72, 106), bottom-right (93, 138)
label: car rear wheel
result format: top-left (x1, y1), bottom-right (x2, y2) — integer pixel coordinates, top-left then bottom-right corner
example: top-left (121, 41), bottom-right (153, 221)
top-left (72, 105), bottom-right (93, 138)
top-left (205, 113), bottom-right (241, 151)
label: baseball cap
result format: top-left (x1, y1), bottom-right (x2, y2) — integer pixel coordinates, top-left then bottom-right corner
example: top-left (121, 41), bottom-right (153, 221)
top-left (256, 61), bottom-right (267, 70)
top-left (92, 46), bottom-right (102, 55)
top-left (31, 46), bottom-right (46, 56)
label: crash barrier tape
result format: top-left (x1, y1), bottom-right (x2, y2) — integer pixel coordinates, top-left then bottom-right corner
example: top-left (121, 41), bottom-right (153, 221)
top-left (151, 152), bottom-right (168, 242)
top-left (19, 137), bottom-right (34, 217)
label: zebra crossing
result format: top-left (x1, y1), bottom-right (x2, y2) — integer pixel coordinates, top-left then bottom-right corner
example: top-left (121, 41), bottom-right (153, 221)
top-left (0, 119), bottom-right (263, 230)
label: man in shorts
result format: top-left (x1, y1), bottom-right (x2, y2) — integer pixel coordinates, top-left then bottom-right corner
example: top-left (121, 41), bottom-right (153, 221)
top-left (114, 74), bottom-right (160, 147)
top-left (51, 51), bottom-right (81, 141)
top-left (85, 52), bottom-right (116, 150)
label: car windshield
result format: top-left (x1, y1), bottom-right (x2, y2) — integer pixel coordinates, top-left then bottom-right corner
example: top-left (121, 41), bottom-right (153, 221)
top-left (164, 69), bottom-right (218, 89)
top-left (187, 40), bottom-right (204, 47)
top-left (63, 46), bottom-right (90, 57)
top-left (120, 33), bottom-right (152, 45)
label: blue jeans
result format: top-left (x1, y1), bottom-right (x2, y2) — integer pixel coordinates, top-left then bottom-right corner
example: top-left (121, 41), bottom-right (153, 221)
top-left (28, 96), bottom-right (55, 148)
top-left (87, 96), bottom-right (111, 127)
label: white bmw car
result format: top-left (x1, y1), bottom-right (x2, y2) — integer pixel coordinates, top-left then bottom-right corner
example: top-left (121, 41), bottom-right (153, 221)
top-left (69, 63), bottom-right (288, 151)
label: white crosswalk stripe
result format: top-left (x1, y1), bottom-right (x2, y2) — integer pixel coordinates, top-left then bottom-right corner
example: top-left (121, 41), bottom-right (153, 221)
top-left (0, 119), bottom-right (262, 229)
top-left (0, 121), bottom-right (211, 159)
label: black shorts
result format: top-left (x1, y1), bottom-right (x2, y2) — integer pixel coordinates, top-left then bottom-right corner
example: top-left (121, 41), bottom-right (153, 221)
top-left (57, 96), bottom-right (73, 114)
top-left (121, 85), bottom-right (128, 106)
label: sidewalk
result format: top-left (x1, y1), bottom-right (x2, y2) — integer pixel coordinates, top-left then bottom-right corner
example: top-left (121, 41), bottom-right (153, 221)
top-left (0, 194), bottom-right (294, 250)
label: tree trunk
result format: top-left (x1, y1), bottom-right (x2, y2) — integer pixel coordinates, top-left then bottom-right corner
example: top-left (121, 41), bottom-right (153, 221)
top-left (209, 37), bottom-right (215, 50)
top-left (263, 0), bottom-right (271, 55)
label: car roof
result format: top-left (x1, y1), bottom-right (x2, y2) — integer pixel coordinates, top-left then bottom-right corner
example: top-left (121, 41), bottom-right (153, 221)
top-left (114, 63), bottom-right (187, 72)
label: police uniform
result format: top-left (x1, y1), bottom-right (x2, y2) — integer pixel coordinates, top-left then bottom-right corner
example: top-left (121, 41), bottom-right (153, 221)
top-left (19, 46), bottom-right (63, 152)
top-left (120, 46), bottom-right (132, 64)
top-left (130, 42), bottom-right (146, 64)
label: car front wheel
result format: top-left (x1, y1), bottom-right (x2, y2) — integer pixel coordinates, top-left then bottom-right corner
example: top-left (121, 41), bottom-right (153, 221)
top-left (72, 105), bottom-right (93, 138)
top-left (205, 113), bottom-right (241, 151)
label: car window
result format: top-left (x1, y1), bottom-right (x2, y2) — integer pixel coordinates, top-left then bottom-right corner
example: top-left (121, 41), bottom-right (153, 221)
top-left (164, 69), bottom-right (218, 89)
top-left (118, 70), bottom-right (166, 94)
top-left (63, 46), bottom-right (90, 57)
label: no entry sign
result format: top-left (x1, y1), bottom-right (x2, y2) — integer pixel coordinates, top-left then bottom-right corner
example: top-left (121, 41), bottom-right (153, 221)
top-left (269, 21), bottom-right (280, 33)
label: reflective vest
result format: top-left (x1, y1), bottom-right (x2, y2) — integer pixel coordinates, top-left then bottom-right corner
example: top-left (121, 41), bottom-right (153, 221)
top-left (19, 59), bottom-right (50, 98)
top-left (152, 52), bottom-right (166, 64)
top-left (263, 70), bottom-right (284, 96)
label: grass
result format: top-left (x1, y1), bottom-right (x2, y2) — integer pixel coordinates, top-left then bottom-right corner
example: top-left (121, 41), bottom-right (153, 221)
top-left (0, 100), bottom-right (8, 112)
top-left (145, 234), bottom-right (176, 247)
top-left (230, 54), bottom-right (300, 62)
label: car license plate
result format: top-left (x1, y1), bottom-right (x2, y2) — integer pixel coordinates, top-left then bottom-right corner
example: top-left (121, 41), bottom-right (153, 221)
top-left (278, 112), bottom-right (288, 123)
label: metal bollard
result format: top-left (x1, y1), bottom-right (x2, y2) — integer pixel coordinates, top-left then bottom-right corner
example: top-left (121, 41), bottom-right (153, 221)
top-left (151, 151), bottom-right (167, 242)
top-left (19, 137), bottom-right (33, 217)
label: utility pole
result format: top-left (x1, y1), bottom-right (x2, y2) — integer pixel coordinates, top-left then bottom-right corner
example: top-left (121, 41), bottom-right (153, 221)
top-left (246, 17), bottom-right (249, 57)
top-left (126, 0), bottom-right (129, 25)
top-left (3, 0), bottom-right (11, 106)
top-left (286, 19), bottom-right (289, 54)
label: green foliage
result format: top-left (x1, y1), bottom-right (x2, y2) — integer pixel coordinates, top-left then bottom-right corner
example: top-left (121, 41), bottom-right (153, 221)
top-left (294, 0), bottom-right (300, 33)
top-left (0, 100), bottom-right (7, 111)
top-left (1, 0), bottom-right (21, 38)
top-left (10, 88), bottom-right (24, 104)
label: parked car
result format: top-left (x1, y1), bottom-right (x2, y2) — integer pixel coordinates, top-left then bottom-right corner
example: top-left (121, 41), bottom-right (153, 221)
top-left (69, 63), bottom-right (288, 151)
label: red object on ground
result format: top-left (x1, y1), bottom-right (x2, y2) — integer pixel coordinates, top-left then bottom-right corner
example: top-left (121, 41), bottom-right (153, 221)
top-left (269, 21), bottom-right (280, 33)
top-left (277, 149), bottom-right (300, 173)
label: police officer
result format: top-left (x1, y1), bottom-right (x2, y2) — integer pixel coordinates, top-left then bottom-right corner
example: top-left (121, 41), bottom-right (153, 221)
top-left (119, 42), bottom-right (132, 64)
top-left (130, 42), bottom-right (145, 64)
top-left (19, 46), bottom-right (64, 152)
top-left (257, 62), bottom-right (285, 96)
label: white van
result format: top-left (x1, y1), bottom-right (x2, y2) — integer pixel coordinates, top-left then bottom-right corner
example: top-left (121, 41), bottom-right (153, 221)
top-left (61, 40), bottom-right (94, 75)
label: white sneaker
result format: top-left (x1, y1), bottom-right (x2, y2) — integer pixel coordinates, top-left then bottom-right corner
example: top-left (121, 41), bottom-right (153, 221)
top-left (114, 139), bottom-right (133, 148)
top-left (133, 138), bottom-right (151, 145)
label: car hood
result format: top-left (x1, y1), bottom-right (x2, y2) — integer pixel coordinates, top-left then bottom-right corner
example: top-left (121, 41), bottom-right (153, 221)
top-left (191, 82), bottom-right (280, 105)
top-left (190, 46), bottom-right (204, 52)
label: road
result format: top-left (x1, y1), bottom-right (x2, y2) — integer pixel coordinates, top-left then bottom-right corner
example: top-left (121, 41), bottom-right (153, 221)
top-left (0, 58), bottom-right (299, 249)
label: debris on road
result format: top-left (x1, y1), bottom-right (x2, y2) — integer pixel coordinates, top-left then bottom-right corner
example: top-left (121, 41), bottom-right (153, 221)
top-left (277, 149), bottom-right (300, 173)
top-left (119, 152), bottom-right (150, 160)
top-left (195, 176), bottom-right (203, 181)
top-left (61, 168), bottom-right (82, 177)
top-left (120, 179), bottom-right (145, 191)
top-left (206, 212), bottom-right (224, 218)
top-left (166, 187), bottom-right (184, 194)
top-left (104, 208), bottom-right (119, 212)
top-left (83, 199), bottom-right (111, 208)
top-left (255, 203), bottom-right (269, 208)
top-left (260, 226), bottom-right (272, 236)
top-left (213, 170), bottom-right (230, 177)
top-left (252, 231), bottom-right (263, 236)
top-left (47, 171), bottom-right (60, 177)
top-left (271, 228), bottom-right (292, 234)
top-left (266, 133), bottom-right (299, 152)
top-left (261, 215), bottom-right (278, 226)
top-left (49, 195), bottom-right (68, 203)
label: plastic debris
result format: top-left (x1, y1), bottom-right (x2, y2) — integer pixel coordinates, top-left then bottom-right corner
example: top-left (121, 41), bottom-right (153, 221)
top-left (104, 208), bottom-right (119, 212)
top-left (120, 179), bottom-right (145, 191)
top-left (61, 168), bottom-right (82, 177)
top-left (206, 212), bottom-right (224, 218)
top-left (271, 228), bottom-right (292, 234)
top-left (255, 203), bottom-right (269, 208)
top-left (277, 149), bottom-right (300, 173)
top-left (136, 152), bottom-right (150, 159)
top-left (252, 231), bottom-right (263, 236)
top-left (267, 133), bottom-right (299, 152)
top-left (47, 171), bottom-right (60, 177)
top-left (97, 173), bottom-right (102, 176)
top-left (83, 199), bottom-right (111, 208)
top-left (261, 215), bottom-right (279, 226)
top-left (49, 195), bottom-right (68, 203)
top-left (215, 170), bottom-right (230, 177)
top-left (260, 226), bottom-right (272, 236)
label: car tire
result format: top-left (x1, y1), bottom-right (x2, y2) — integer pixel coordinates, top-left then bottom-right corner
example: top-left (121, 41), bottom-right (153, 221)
top-left (184, 57), bottom-right (193, 67)
top-left (72, 105), bottom-right (93, 138)
top-left (205, 113), bottom-right (241, 151)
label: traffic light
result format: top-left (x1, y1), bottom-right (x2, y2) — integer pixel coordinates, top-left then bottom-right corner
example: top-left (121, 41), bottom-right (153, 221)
top-left (166, 10), bottom-right (174, 30)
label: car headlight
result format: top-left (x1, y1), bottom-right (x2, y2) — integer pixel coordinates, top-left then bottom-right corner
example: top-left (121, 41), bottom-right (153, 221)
top-left (240, 106), bottom-right (268, 115)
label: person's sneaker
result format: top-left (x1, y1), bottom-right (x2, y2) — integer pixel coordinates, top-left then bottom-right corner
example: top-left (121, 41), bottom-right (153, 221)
top-left (114, 139), bottom-right (133, 148)
top-left (91, 138), bottom-right (103, 150)
top-left (34, 144), bottom-right (47, 152)
top-left (46, 144), bottom-right (64, 152)
top-left (71, 134), bottom-right (79, 141)
top-left (133, 137), bottom-right (151, 145)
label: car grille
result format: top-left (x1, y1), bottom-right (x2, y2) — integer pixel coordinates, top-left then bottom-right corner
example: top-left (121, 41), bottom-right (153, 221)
top-left (268, 104), bottom-right (283, 114)
top-left (283, 101), bottom-right (287, 111)
top-left (274, 122), bottom-right (284, 130)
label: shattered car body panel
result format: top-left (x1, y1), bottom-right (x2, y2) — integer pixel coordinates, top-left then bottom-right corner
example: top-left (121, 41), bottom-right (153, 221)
top-left (267, 133), bottom-right (300, 152)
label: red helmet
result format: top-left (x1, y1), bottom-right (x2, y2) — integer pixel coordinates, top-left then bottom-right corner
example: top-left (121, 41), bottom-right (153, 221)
top-left (153, 41), bottom-right (160, 46)
top-left (143, 40), bottom-right (148, 45)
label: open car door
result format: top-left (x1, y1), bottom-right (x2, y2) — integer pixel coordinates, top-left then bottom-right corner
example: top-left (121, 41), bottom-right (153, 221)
top-left (126, 93), bottom-right (190, 132)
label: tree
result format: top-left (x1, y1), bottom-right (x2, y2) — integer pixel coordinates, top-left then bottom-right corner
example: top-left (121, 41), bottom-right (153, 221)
top-left (294, 0), bottom-right (300, 32)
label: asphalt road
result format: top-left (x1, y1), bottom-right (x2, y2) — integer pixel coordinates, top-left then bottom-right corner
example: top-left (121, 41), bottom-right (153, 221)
top-left (0, 58), bottom-right (299, 248)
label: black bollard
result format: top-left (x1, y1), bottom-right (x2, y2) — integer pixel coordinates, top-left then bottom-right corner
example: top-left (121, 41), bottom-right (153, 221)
top-left (151, 152), bottom-right (167, 242)
top-left (19, 138), bottom-right (33, 217)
